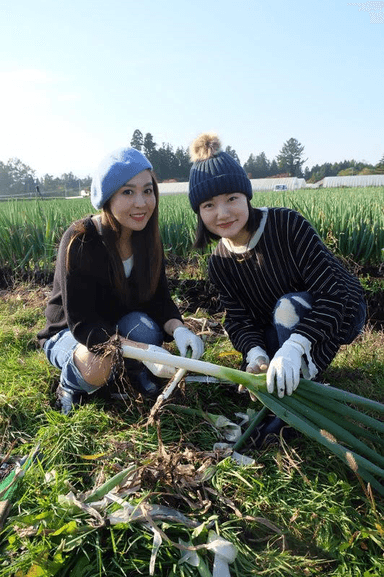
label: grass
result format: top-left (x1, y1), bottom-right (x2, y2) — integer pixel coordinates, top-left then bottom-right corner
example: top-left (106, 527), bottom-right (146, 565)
top-left (0, 282), bottom-right (383, 576)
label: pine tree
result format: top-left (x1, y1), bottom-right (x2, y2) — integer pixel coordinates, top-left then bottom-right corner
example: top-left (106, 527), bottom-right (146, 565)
top-left (276, 138), bottom-right (307, 177)
top-left (130, 129), bottom-right (144, 151)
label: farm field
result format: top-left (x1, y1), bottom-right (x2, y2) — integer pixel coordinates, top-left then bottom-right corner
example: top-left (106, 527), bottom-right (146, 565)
top-left (0, 187), bottom-right (383, 277)
top-left (0, 187), bottom-right (383, 576)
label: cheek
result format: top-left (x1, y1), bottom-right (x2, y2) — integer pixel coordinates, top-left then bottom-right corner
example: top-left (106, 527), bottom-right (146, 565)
top-left (148, 197), bottom-right (157, 213)
top-left (238, 204), bottom-right (249, 223)
top-left (199, 209), bottom-right (211, 226)
top-left (201, 214), bottom-right (217, 234)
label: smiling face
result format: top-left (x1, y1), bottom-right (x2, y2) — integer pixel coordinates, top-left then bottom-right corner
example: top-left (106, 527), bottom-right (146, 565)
top-left (108, 169), bottom-right (156, 238)
top-left (199, 193), bottom-right (250, 246)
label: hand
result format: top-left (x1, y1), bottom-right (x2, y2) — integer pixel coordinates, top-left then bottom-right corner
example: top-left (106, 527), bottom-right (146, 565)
top-left (144, 345), bottom-right (177, 378)
top-left (266, 339), bottom-right (304, 398)
top-left (173, 326), bottom-right (204, 359)
top-left (238, 347), bottom-right (269, 400)
top-left (245, 346), bottom-right (269, 374)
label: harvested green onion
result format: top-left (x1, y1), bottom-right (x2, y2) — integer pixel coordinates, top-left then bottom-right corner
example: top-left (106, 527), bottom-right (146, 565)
top-left (122, 345), bottom-right (384, 494)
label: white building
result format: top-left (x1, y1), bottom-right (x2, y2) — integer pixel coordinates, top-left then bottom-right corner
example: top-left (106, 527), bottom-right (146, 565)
top-left (157, 181), bottom-right (189, 195)
top-left (317, 174), bottom-right (384, 188)
top-left (249, 177), bottom-right (306, 191)
top-left (157, 177), bottom-right (307, 195)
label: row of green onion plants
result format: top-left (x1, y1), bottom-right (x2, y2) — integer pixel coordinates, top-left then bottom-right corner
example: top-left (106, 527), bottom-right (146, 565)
top-left (0, 187), bottom-right (383, 277)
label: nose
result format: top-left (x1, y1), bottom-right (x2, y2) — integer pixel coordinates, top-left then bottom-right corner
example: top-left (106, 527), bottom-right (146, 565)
top-left (217, 202), bottom-right (230, 219)
top-left (133, 192), bottom-right (146, 207)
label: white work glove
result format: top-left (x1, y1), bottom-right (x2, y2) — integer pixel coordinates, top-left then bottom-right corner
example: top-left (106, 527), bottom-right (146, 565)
top-left (266, 336), bottom-right (306, 398)
top-left (173, 326), bottom-right (204, 359)
top-left (143, 344), bottom-right (177, 379)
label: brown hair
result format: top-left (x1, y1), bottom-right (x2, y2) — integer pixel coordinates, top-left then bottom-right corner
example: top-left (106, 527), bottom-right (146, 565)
top-left (193, 200), bottom-right (262, 250)
top-left (66, 175), bottom-right (162, 303)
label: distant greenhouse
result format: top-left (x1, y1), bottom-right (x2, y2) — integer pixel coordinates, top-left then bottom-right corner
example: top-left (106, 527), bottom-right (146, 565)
top-left (249, 177), bottom-right (306, 191)
top-left (317, 175), bottom-right (384, 188)
top-left (158, 181), bottom-right (189, 195)
top-left (158, 177), bottom-right (307, 196)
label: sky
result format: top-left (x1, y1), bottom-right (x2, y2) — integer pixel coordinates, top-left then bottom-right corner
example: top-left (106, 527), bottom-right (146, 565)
top-left (1, 0), bottom-right (383, 179)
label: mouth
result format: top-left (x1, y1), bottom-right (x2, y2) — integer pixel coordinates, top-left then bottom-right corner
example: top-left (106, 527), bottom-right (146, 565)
top-left (218, 221), bottom-right (235, 229)
top-left (131, 213), bottom-right (147, 222)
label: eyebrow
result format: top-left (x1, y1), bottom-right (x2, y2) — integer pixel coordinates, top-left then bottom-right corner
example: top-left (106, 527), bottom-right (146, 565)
top-left (123, 182), bottom-right (153, 188)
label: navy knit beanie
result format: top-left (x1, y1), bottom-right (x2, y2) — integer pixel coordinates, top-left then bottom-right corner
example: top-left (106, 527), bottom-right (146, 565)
top-left (188, 133), bottom-right (252, 213)
top-left (91, 147), bottom-right (153, 210)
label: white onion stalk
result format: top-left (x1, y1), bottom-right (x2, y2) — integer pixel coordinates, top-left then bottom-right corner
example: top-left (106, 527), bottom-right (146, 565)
top-left (121, 345), bottom-right (265, 391)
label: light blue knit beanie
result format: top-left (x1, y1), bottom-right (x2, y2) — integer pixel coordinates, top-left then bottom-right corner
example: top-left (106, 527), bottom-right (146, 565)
top-left (91, 147), bottom-right (153, 210)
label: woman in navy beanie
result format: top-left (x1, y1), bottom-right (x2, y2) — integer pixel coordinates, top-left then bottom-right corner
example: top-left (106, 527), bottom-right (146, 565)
top-left (188, 133), bottom-right (366, 424)
top-left (38, 147), bottom-right (203, 414)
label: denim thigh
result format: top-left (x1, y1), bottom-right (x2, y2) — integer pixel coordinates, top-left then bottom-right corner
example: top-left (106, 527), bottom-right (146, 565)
top-left (117, 312), bottom-right (163, 346)
top-left (264, 291), bottom-right (366, 355)
top-left (43, 312), bottom-right (163, 393)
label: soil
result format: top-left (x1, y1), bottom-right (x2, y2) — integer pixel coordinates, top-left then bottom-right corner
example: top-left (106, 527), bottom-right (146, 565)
top-left (1, 260), bottom-right (384, 330)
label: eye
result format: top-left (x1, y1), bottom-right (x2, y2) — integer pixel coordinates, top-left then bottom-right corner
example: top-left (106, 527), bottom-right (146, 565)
top-left (201, 201), bottom-right (213, 209)
top-left (121, 188), bottom-right (133, 195)
top-left (144, 187), bottom-right (154, 195)
top-left (228, 195), bottom-right (239, 202)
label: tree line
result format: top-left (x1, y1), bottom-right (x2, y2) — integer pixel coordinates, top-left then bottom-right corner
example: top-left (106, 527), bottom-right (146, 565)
top-left (0, 158), bottom-right (91, 198)
top-left (1, 130), bottom-right (383, 197)
top-left (131, 130), bottom-right (384, 183)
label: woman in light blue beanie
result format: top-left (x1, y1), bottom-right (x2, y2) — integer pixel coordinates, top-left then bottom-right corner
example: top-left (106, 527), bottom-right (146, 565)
top-left (38, 147), bottom-right (203, 414)
top-left (188, 132), bottom-right (365, 445)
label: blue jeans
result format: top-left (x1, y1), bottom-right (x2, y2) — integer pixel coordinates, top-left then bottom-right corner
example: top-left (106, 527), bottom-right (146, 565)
top-left (263, 291), bottom-right (366, 358)
top-left (43, 312), bottom-right (163, 393)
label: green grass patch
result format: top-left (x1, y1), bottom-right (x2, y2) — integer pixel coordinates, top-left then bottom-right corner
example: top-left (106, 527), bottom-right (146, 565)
top-left (0, 288), bottom-right (383, 576)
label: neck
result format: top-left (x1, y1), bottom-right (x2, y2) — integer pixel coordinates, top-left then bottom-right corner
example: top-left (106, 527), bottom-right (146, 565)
top-left (100, 214), bottom-right (133, 259)
top-left (117, 232), bottom-right (132, 260)
top-left (225, 228), bottom-right (251, 249)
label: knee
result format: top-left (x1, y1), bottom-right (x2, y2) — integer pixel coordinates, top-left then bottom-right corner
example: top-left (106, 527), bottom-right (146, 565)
top-left (274, 297), bottom-right (300, 329)
top-left (118, 312), bottom-right (163, 345)
top-left (273, 292), bottom-right (312, 329)
top-left (73, 346), bottom-right (112, 388)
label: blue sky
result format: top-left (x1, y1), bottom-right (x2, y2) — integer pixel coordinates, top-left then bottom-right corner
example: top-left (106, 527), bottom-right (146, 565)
top-left (1, 0), bottom-right (383, 178)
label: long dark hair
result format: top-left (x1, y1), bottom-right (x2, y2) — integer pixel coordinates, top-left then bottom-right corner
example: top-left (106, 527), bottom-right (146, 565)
top-left (193, 200), bottom-right (262, 250)
top-left (66, 174), bottom-right (162, 303)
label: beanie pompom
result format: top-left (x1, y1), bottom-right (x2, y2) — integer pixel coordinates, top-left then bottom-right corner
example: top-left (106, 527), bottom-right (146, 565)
top-left (189, 132), bottom-right (222, 162)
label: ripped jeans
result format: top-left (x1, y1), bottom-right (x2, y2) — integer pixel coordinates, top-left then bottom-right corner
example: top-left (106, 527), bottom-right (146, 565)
top-left (263, 291), bottom-right (366, 359)
top-left (43, 312), bottom-right (163, 393)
